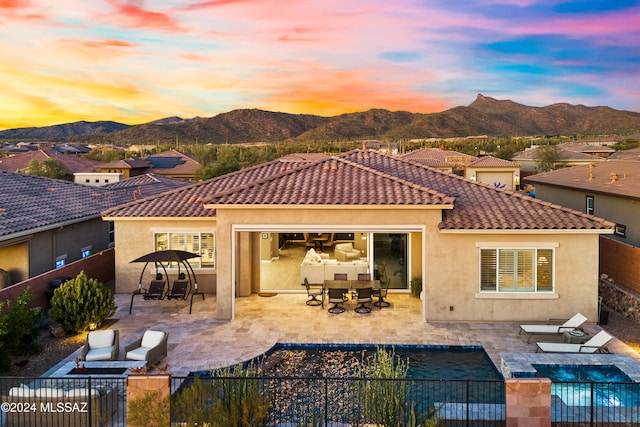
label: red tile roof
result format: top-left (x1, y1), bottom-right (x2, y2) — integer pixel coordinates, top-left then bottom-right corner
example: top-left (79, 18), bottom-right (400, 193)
top-left (103, 151), bottom-right (614, 231)
top-left (0, 150), bottom-right (103, 174)
top-left (469, 156), bottom-right (520, 168)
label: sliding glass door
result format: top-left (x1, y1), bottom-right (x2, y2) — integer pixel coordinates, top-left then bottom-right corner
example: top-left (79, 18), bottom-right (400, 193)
top-left (372, 233), bottom-right (408, 289)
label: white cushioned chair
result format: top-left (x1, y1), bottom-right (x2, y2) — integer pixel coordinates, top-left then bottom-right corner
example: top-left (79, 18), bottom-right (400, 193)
top-left (334, 243), bottom-right (361, 261)
top-left (81, 329), bottom-right (119, 361)
top-left (124, 330), bottom-right (168, 366)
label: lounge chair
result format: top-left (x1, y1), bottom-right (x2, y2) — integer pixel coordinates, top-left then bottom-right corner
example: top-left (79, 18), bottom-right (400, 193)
top-left (536, 330), bottom-right (613, 353)
top-left (519, 313), bottom-right (587, 343)
top-left (81, 330), bottom-right (119, 361)
top-left (124, 330), bottom-right (169, 366)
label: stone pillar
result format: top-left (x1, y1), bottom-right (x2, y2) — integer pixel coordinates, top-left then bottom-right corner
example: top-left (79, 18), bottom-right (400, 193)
top-left (505, 378), bottom-right (551, 427)
top-left (127, 375), bottom-right (171, 427)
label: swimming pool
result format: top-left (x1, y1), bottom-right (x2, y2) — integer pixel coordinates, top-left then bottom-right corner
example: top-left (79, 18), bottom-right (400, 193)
top-left (534, 364), bottom-right (633, 383)
top-left (255, 343), bottom-right (504, 380)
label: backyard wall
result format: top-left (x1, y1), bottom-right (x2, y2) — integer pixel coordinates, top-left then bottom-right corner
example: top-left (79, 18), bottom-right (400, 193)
top-left (0, 248), bottom-right (115, 310)
top-left (599, 235), bottom-right (640, 294)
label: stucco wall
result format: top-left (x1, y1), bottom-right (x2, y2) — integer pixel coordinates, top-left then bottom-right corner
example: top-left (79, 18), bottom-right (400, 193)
top-left (531, 183), bottom-right (639, 247)
top-left (112, 219), bottom-right (218, 295)
top-left (425, 231), bottom-right (601, 322)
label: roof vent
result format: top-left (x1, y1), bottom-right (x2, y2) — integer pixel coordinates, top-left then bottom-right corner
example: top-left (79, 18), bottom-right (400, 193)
top-left (610, 172), bottom-right (618, 183)
top-left (588, 164), bottom-right (594, 180)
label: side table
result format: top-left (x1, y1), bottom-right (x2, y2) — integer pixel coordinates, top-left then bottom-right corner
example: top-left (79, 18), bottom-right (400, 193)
top-left (563, 329), bottom-right (590, 343)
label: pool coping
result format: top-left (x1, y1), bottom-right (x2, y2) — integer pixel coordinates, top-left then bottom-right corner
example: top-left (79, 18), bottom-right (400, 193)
top-left (501, 352), bottom-right (640, 382)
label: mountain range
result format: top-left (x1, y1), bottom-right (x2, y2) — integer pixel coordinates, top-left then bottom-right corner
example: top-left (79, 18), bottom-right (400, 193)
top-left (2, 94), bottom-right (639, 144)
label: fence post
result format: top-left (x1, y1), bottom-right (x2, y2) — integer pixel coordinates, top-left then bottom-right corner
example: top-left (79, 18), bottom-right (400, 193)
top-left (126, 374), bottom-right (171, 427)
top-left (505, 378), bottom-right (551, 427)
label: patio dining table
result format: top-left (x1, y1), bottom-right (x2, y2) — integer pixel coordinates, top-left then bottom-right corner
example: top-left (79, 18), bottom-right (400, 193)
top-left (323, 279), bottom-right (380, 290)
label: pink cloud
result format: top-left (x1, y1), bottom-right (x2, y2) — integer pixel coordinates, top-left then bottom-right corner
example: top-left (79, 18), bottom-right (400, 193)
top-left (103, 0), bottom-right (184, 32)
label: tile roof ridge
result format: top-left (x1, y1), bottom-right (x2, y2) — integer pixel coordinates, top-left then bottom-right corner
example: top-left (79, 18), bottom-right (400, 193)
top-left (101, 157), bottom-right (307, 215)
top-left (336, 156), bottom-right (455, 204)
top-left (200, 156), bottom-right (339, 204)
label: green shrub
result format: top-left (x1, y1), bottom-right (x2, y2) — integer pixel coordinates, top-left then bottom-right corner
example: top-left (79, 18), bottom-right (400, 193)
top-left (49, 271), bottom-right (117, 334)
top-left (410, 276), bottom-right (422, 298)
top-left (3, 288), bottom-right (42, 354)
top-left (0, 288), bottom-right (43, 373)
top-left (128, 390), bottom-right (170, 427)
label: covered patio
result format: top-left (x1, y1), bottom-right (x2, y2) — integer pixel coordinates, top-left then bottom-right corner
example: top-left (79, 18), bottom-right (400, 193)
top-left (47, 292), bottom-right (640, 378)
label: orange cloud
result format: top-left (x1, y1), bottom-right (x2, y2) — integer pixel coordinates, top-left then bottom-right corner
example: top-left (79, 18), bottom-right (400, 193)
top-left (259, 67), bottom-right (451, 116)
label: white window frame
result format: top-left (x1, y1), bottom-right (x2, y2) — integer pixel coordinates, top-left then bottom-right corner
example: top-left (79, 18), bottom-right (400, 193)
top-left (586, 195), bottom-right (594, 215)
top-left (478, 243), bottom-right (556, 294)
top-left (154, 232), bottom-right (215, 269)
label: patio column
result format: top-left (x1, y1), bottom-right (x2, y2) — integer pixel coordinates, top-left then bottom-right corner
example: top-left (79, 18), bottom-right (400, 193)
top-left (505, 378), bottom-right (551, 427)
top-left (215, 212), bottom-right (234, 320)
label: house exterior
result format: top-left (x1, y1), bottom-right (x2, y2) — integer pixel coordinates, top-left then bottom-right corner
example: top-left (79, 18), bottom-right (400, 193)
top-left (99, 150), bottom-right (202, 181)
top-left (0, 172), bottom-right (189, 287)
top-left (103, 151), bottom-right (613, 323)
top-left (511, 145), bottom-right (605, 173)
top-left (524, 161), bottom-right (640, 247)
top-left (402, 149), bottom-right (521, 190)
top-left (0, 149), bottom-right (104, 179)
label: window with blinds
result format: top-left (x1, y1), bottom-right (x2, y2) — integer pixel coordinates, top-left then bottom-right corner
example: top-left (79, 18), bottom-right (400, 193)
top-left (480, 248), bottom-right (553, 292)
top-left (154, 232), bottom-right (215, 269)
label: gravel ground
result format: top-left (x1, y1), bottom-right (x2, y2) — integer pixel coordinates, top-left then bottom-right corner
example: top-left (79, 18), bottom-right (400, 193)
top-left (8, 310), bottom-right (640, 378)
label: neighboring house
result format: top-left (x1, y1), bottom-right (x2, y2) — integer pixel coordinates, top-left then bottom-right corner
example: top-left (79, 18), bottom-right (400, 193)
top-left (0, 149), bottom-right (104, 179)
top-left (402, 149), bottom-right (521, 190)
top-left (0, 172), bottom-right (190, 287)
top-left (99, 158), bottom-right (151, 179)
top-left (524, 161), bottom-right (640, 247)
top-left (74, 172), bottom-right (123, 187)
top-left (511, 145), bottom-right (605, 173)
top-left (145, 150), bottom-right (202, 180)
top-left (103, 150), bottom-right (613, 323)
top-left (363, 141), bottom-right (399, 155)
top-left (608, 147), bottom-right (640, 161)
top-left (99, 150), bottom-right (202, 181)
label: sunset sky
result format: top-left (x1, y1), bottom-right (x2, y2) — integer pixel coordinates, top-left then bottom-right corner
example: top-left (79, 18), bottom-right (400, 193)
top-left (1, 0), bottom-right (639, 130)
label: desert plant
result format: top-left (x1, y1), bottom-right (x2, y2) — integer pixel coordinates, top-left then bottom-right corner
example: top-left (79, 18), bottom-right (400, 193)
top-left (357, 347), bottom-right (411, 427)
top-left (173, 363), bottom-right (270, 427)
top-left (410, 276), bottom-right (422, 298)
top-left (49, 271), bottom-right (117, 334)
top-left (128, 390), bottom-right (171, 427)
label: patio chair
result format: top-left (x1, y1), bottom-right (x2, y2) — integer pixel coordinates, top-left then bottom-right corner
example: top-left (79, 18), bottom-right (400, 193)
top-left (354, 287), bottom-right (373, 313)
top-left (357, 273), bottom-right (371, 281)
top-left (334, 273), bottom-right (348, 280)
top-left (80, 330), bottom-right (119, 361)
top-left (519, 313), bottom-right (587, 343)
top-left (536, 330), bottom-right (613, 353)
top-left (166, 273), bottom-right (189, 300)
top-left (124, 330), bottom-right (169, 366)
top-left (304, 277), bottom-right (324, 306)
top-left (373, 267), bottom-right (390, 308)
top-left (327, 288), bottom-right (348, 314)
top-left (143, 273), bottom-right (167, 300)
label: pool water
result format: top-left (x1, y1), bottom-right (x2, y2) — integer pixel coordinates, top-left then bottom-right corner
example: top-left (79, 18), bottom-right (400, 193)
top-left (255, 343), bottom-right (503, 380)
top-left (534, 364), bottom-right (633, 383)
top-left (533, 364), bottom-right (640, 407)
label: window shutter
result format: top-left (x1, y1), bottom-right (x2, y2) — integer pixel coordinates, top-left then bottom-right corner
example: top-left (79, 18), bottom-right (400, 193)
top-left (480, 249), bottom-right (497, 291)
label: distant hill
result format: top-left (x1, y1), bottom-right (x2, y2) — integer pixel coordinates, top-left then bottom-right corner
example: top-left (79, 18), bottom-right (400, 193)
top-left (0, 120), bottom-right (129, 140)
top-left (2, 95), bottom-right (640, 144)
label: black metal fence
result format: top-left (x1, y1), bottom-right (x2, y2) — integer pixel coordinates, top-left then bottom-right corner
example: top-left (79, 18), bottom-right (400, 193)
top-left (549, 381), bottom-right (640, 426)
top-left (170, 375), bottom-right (506, 426)
top-left (0, 376), bottom-right (126, 427)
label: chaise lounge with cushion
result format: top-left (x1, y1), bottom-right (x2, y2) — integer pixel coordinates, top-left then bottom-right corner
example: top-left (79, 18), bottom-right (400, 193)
top-left (536, 330), bottom-right (613, 353)
top-left (519, 313), bottom-right (588, 343)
